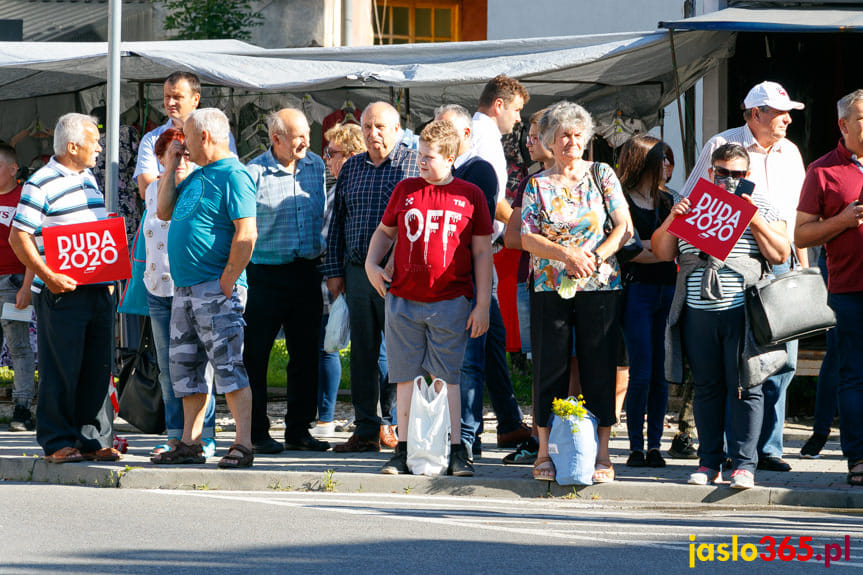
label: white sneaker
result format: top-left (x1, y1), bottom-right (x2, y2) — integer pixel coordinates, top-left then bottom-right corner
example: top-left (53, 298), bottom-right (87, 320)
top-left (688, 466), bottom-right (721, 485)
top-left (311, 422), bottom-right (336, 438)
top-left (730, 469), bottom-right (755, 489)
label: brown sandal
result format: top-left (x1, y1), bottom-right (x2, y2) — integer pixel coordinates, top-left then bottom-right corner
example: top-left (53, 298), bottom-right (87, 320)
top-left (533, 456), bottom-right (556, 482)
top-left (218, 443), bottom-right (254, 469)
top-left (44, 446), bottom-right (84, 464)
top-left (151, 441), bottom-right (205, 465)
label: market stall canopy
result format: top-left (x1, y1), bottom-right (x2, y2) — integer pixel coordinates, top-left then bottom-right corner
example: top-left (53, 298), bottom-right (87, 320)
top-left (0, 29), bottom-right (734, 131)
top-left (660, 6), bottom-right (863, 33)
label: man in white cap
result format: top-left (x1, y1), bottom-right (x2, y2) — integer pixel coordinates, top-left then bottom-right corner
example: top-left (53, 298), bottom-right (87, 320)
top-left (681, 80), bottom-right (807, 473)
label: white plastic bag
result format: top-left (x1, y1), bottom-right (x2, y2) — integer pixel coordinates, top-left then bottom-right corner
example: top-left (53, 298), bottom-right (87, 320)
top-left (323, 294), bottom-right (350, 353)
top-left (406, 376), bottom-right (451, 476)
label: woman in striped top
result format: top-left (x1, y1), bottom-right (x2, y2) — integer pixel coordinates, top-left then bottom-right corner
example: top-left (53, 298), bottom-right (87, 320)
top-left (651, 143), bottom-right (790, 490)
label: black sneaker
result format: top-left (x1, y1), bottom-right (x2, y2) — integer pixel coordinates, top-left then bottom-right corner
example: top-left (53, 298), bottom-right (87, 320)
top-left (381, 443), bottom-right (408, 475)
top-left (502, 437), bottom-right (538, 465)
top-left (9, 404), bottom-right (35, 432)
top-left (800, 432), bottom-right (828, 459)
top-left (448, 444), bottom-right (474, 477)
top-left (646, 448), bottom-right (666, 468)
top-left (668, 431), bottom-right (698, 459)
top-left (626, 450), bottom-right (646, 467)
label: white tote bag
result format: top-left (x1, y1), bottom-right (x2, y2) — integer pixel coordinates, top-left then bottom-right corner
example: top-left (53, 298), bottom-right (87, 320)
top-left (406, 376), bottom-right (451, 476)
top-left (323, 294), bottom-right (350, 353)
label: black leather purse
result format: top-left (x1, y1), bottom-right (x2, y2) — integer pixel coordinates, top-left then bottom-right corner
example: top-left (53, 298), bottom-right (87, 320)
top-left (117, 318), bottom-right (166, 434)
top-left (591, 162), bottom-right (642, 266)
top-left (746, 257), bottom-right (836, 346)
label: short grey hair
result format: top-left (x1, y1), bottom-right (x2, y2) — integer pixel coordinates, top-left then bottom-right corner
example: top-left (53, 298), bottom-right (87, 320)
top-left (838, 89), bottom-right (863, 121)
top-left (434, 103), bottom-right (472, 131)
top-left (265, 108), bottom-right (306, 138)
top-left (538, 101), bottom-right (594, 150)
top-left (53, 113), bottom-right (98, 156)
top-left (186, 108), bottom-right (230, 144)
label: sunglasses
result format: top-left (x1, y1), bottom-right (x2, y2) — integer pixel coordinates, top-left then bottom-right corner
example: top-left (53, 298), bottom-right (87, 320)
top-left (712, 166), bottom-right (747, 179)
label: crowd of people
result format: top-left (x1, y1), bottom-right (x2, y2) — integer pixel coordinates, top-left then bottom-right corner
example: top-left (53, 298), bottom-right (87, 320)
top-left (3, 70), bottom-right (861, 488)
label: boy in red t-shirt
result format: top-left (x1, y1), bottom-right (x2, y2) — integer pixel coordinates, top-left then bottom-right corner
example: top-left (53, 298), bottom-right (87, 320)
top-left (365, 120), bottom-right (493, 476)
top-left (0, 143), bottom-right (36, 431)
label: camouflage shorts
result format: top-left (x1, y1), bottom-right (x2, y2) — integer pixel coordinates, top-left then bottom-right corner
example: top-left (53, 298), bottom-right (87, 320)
top-left (169, 279), bottom-right (249, 397)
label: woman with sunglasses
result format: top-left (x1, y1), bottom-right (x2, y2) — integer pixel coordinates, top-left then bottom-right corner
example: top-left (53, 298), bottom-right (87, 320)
top-left (652, 143), bottom-right (790, 490)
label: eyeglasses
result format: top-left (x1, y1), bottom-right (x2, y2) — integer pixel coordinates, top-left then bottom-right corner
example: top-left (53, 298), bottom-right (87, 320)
top-left (324, 147), bottom-right (345, 160)
top-left (526, 135), bottom-right (539, 145)
top-left (712, 166), bottom-right (747, 179)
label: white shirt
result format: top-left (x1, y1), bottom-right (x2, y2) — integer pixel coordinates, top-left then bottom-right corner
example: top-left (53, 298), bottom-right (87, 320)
top-left (681, 124), bottom-right (805, 239)
top-left (456, 112), bottom-right (507, 239)
top-left (132, 119), bottom-right (238, 181)
top-left (142, 179), bottom-right (173, 297)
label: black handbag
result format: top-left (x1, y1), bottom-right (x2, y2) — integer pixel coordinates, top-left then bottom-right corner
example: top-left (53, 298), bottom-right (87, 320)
top-left (117, 318), bottom-right (166, 434)
top-left (745, 260), bottom-right (837, 346)
top-left (591, 162), bottom-right (642, 266)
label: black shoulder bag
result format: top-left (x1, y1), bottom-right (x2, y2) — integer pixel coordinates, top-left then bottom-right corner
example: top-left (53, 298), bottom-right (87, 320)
top-left (117, 317), bottom-right (166, 434)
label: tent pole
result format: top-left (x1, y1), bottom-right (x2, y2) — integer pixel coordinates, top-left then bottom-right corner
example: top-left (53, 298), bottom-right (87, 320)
top-left (668, 29), bottom-right (691, 176)
top-left (105, 0), bottom-right (121, 214)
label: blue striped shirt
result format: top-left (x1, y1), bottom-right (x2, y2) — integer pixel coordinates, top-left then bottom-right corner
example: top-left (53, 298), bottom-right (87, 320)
top-left (12, 157), bottom-right (107, 292)
top-left (246, 149), bottom-right (327, 265)
top-left (322, 146), bottom-right (419, 278)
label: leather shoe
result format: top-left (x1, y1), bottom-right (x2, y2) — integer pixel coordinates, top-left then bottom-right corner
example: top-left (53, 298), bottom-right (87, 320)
top-left (82, 447), bottom-right (123, 462)
top-left (497, 422), bottom-right (531, 448)
top-left (252, 437), bottom-right (285, 455)
top-left (757, 456), bottom-right (791, 472)
top-left (379, 425), bottom-right (398, 449)
top-left (333, 433), bottom-right (380, 453)
top-left (284, 432), bottom-right (330, 452)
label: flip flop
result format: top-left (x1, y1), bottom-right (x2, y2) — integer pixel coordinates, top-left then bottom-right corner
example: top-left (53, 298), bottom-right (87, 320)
top-left (593, 462), bottom-right (615, 483)
top-left (533, 456), bottom-right (556, 482)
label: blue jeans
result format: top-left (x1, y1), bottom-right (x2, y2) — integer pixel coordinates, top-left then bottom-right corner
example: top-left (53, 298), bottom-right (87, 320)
top-left (460, 294), bottom-right (524, 447)
top-left (757, 260), bottom-right (798, 458)
top-left (683, 306), bottom-right (763, 473)
top-left (622, 282), bottom-right (673, 452)
top-left (814, 253), bottom-right (839, 436)
top-left (147, 292), bottom-right (215, 440)
top-left (827, 291), bottom-right (863, 468)
top-left (317, 313), bottom-right (342, 423)
top-left (516, 281), bottom-right (531, 357)
top-left (0, 274), bottom-right (35, 407)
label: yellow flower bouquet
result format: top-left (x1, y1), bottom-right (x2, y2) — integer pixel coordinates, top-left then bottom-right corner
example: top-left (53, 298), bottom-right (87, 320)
top-left (551, 395), bottom-right (588, 434)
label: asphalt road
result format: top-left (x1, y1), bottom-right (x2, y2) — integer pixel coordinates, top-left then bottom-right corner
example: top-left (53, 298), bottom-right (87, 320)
top-left (1, 484), bottom-right (862, 574)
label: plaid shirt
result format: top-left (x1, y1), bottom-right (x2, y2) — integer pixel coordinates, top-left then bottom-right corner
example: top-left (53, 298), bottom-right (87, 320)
top-left (322, 146), bottom-right (418, 278)
top-left (246, 149), bottom-right (327, 265)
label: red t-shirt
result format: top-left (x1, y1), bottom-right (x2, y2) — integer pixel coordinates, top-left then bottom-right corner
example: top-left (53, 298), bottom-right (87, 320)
top-left (798, 140), bottom-right (863, 294)
top-left (382, 177), bottom-right (493, 302)
top-left (0, 185), bottom-right (25, 275)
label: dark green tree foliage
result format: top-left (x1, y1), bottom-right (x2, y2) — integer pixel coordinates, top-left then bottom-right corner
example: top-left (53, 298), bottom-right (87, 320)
top-left (160, 0), bottom-right (263, 40)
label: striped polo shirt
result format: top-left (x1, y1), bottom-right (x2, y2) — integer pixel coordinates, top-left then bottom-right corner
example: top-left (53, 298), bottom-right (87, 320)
top-left (12, 157), bottom-right (107, 292)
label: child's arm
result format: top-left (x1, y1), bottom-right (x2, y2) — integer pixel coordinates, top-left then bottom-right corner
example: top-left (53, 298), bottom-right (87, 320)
top-left (467, 234), bottom-right (492, 338)
top-left (364, 223), bottom-right (397, 298)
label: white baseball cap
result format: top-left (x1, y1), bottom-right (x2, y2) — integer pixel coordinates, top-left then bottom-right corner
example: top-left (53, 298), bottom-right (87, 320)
top-left (743, 81), bottom-right (804, 111)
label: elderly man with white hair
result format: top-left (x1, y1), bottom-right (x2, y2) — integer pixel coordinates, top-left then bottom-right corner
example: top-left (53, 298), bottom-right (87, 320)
top-left (243, 108), bottom-right (330, 455)
top-left (10, 113), bottom-right (121, 463)
top-left (152, 108), bottom-right (258, 469)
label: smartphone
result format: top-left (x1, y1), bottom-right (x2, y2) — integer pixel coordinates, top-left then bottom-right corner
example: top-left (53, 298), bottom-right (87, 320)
top-left (734, 178), bottom-right (756, 197)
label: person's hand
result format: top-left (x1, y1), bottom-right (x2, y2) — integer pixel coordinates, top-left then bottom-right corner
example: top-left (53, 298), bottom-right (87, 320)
top-left (670, 197), bottom-right (691, 216)
top-left (466, 305), bottom-right (489, 338)
top-left (326, 276), bottom-right (345, 298)
top-left (14, 286), bottom-right (31, 309)
top-left (219, 274), bottom-right (233, 299)
top-left (365, 262), bottom-right (391, 299)
top-left (563, 245), bottom-right (595, 279)
top-left (164, 140), bottom-right (184, 171)
top-left (838, 200), bottom-right (863, 229)
top-left (44, 272), bottom-right (77, 295)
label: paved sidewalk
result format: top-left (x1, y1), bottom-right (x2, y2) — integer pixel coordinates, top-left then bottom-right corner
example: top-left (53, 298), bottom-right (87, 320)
top-left (2, 420), bottom-right (861, 510)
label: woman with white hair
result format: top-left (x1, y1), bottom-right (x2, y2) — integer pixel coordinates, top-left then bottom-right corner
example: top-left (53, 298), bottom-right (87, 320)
top-left (520, 101), bottom-right (633, 483)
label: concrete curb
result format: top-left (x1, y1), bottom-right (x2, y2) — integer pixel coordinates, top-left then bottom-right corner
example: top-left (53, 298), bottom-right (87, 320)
top-left (4, 455), bottom-right (863, 509)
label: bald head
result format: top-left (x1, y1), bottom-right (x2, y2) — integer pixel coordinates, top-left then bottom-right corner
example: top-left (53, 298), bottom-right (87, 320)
top-left (362, 101), bottom-right (401, 165)
top-left (435, 104), bottom-right (472, 157)
top-left (267, 107), bottom-right (310, 169)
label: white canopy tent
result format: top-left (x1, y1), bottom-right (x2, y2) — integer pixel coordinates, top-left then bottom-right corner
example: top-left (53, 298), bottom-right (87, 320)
top-left (0, 29), bottom-right (735, 205)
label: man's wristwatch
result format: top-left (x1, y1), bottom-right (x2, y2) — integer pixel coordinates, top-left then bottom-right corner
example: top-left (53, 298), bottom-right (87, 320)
top-left (594, 253), bottom-right (604, 267)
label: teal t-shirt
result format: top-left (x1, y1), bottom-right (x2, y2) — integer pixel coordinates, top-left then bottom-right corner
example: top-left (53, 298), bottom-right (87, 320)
top-left (167, 157), bottom-right (257, 288)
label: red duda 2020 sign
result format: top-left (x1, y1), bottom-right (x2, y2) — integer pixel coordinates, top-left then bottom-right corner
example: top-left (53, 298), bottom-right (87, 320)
top-left (42, 217), bottom-right (131, 284)
top-left (667, 178), bottom-right (758, 261)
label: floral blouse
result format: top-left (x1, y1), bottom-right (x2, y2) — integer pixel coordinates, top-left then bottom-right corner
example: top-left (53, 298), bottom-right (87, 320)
top-left (520, 161), bottom-right (626, 293)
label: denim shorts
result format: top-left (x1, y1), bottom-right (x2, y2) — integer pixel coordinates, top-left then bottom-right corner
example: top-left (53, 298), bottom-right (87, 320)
top-left (385, 293), bottom-right (472, 386)
top-left (169, 279), bottom-right (249, 396)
